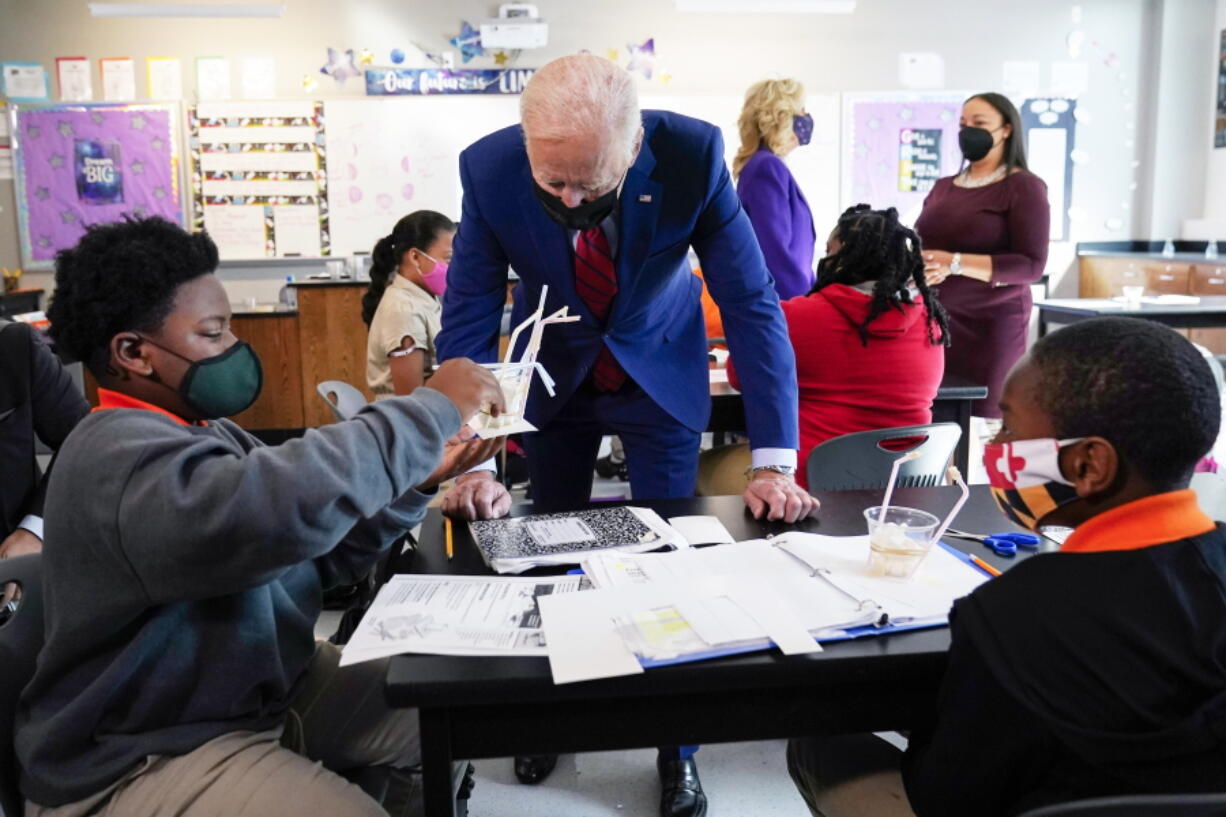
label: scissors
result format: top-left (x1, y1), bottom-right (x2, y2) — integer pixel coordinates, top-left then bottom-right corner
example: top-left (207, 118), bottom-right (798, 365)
top-left (944, 528), bottom-right (1041, 557)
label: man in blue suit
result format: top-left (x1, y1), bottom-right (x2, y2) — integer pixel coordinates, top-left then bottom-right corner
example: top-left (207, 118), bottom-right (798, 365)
top-left (436, 55), bottom-right (818, 817)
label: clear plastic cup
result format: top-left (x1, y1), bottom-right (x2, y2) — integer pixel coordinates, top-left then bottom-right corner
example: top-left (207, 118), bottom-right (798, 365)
top-left (863, 506), bottom-right (941, 579)
top-left (1121, 285), bottom-right (1144, 305)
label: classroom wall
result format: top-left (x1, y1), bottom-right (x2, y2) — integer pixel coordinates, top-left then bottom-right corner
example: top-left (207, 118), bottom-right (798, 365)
top-left (0, 0), bottom-right (1213, 298)
top-left (1202, 0), bottom-right (1226, 230)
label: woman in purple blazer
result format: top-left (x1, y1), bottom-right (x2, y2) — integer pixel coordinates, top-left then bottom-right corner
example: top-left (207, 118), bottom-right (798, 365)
top-left (734, 78), bottom-right (817, 301)
top-left (916, 92), bottom-right (1050, 419)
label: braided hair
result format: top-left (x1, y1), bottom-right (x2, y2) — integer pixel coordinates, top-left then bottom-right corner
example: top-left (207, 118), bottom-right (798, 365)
top-left (811, 204), bottom-right (949, 348)
top-left (360, 210), bottom-right (455, 326)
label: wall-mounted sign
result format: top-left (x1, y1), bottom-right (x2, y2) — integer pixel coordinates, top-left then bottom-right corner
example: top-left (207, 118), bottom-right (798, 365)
top-left (365, 68), bottom-right (535, 96)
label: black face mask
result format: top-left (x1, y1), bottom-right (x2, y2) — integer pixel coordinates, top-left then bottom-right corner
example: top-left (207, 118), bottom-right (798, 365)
top-left (959, 125), bottom-right (1001, 162)
top-left (532, 181), bottom-right (619, 231)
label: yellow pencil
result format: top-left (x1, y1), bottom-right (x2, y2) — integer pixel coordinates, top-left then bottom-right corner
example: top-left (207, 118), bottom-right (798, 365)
top-left (445, 516), bottom-right (454, 561)
top-left (969, 554), bottom-right (1001, 577)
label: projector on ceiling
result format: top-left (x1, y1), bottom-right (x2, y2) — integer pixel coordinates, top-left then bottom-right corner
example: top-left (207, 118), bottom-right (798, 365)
top-left (480, 3), bottom-right (548, 49)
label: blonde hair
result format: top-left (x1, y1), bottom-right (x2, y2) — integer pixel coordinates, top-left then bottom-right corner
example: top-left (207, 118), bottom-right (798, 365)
top-left (732, 78), bottom-right (805, 178)
top-left (520, 55), bottom-right (642, 166)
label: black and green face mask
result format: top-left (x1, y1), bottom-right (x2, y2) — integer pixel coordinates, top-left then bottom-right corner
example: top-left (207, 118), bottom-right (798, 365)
top-left (140, 336), bottom-right (263, 419)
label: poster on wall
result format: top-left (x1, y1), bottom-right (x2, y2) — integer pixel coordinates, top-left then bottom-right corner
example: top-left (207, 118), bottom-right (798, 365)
top-left (188, 100), bottom-right (329, 258)
top-left (11, 103), bottom-right (183, 268)
top-left (1216, 30), bottom-right (1225, 149)
top-left (2, 63), bottom-right (49, 102)
top-left (1020, 97), bottom-right (1077, 242)
top-left (841, 92), bottom-right (969, 225)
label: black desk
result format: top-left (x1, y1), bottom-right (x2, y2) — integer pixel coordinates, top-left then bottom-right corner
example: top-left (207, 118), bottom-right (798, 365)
top-left (1037, 296), bottom-right (1226, 337)
top-left (709, 375), bottom-right (988, 475)
top-left (386, 486), bottom-right (1041, 816)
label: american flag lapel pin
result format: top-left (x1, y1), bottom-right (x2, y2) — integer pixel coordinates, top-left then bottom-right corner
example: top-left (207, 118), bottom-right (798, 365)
top-left (638, 194), bottom-right (652, 203)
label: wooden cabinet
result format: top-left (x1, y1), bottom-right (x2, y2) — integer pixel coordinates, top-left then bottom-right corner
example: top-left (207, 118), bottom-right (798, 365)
top-left (1080, 256), bottom-right (1226, 353)
top-left (1078, 256), bottom-right (1146, 297)
top-left (230, 314), bottom-right (304, 429)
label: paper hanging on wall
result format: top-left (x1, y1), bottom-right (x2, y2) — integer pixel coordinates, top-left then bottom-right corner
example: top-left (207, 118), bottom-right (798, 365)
top-left (2, 63), bottom-right (48, 101)
top-left (100, 58), bottom-right (136, 101)
top-left (146, 57), bottom-right (182, 100)
top-left (202, 204), bottom-right (267, 259)
top-left (55, 57), bottom-right (92, 102)
top-left (1049, 61), bottom-right (1088, 98)
top-left (240, 57), bottom-right (276, 99)
top-left (898, 53), bottom-right (945, 90)
top-left (195, 57), bottom-right (231, 101)
top-left (272, 204), bottom-right (322, 256)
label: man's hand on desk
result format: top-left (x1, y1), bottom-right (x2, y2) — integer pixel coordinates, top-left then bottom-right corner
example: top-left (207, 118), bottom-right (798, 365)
top-left (0, 528), bottom-right (42, 559)
top-left (743, 471), bottom-right (820, 523)
top-left (443, 470), bottom-right (512, 521)
top-left (418, 432), bottom-right (505, 491)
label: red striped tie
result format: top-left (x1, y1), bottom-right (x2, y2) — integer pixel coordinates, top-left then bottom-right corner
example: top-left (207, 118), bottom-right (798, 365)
top-left (575, 226), bottom-right (628, 392)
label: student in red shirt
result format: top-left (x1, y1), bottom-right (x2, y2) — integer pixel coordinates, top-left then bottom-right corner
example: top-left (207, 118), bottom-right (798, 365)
top-left (729, 205), bottom-right (949, 489)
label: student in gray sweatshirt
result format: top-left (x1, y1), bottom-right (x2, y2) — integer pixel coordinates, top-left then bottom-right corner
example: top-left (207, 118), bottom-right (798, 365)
top-left (16, 216), bottom-right (506, 817)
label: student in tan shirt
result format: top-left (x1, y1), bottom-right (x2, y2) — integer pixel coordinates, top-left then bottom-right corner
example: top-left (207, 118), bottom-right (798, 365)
top-left (362, 211), bottom-right (455, 397)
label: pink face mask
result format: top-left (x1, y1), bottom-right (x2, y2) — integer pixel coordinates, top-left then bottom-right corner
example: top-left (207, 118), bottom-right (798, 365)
top-left (416, 251), bottom-right (449, 296)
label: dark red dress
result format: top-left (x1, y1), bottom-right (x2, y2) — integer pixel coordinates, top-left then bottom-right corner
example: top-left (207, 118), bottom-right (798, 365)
top-left (914, 171), bottom-right (1050, 417)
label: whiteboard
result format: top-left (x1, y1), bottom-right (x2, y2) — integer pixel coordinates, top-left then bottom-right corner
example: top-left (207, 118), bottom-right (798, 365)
top-left (323, 93), bottom-right (840, 258)
top-left (642, 93), bottom-right (841, 242)
top-left (324, 96), bottom-right (521, 257)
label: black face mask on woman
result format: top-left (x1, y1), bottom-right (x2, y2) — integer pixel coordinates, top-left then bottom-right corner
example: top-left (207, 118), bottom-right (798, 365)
top-left (532, 181), bottom-right (619, 231)
top-left (958, 125), bottom-right (1003, 162)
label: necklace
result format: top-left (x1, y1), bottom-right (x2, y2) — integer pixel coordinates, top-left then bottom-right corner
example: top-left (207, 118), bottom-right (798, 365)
top-left (954, 166), bottom-right (1007, 189)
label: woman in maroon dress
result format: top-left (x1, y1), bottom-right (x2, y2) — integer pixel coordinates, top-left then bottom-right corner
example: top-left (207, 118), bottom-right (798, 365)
top-left (914, 92), bottom-right (1049, 418)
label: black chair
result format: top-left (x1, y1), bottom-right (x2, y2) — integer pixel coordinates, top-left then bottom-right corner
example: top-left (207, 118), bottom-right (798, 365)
top-left (806, 422), bottom-right (963, 492)
top-left (0, 554), bottom-right (44, 817)
top-left (1018, 793), bottom-right (1226, 817)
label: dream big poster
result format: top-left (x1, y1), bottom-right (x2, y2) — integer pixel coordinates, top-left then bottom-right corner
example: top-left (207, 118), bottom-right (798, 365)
top-left (11, 103), bottom-right (182, 267)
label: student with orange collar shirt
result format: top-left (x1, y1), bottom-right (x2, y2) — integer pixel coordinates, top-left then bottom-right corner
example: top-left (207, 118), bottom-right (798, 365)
top-left (788, 316), bottom-right (1226, 817)
top-left (17, 216), bottom-right (505, 817)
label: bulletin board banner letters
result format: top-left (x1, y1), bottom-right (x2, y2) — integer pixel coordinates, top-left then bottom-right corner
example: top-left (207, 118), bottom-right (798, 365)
top-left (13, 103), bottom-right (181, 266)
top-left (365, 68), bottom-right (536, 96)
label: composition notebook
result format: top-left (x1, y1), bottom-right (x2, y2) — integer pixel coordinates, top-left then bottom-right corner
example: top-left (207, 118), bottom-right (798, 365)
top-left (537, 532), bottom-right (991, 684)
top-left (467, 506), bottom-right (686, 574)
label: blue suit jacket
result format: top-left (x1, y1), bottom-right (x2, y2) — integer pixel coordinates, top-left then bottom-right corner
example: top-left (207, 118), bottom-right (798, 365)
top-left (436, 110), bottom-right (798, 449)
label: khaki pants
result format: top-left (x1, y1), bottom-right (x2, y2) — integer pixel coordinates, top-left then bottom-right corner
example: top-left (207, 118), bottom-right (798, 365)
top-left (786, 734), bottom-right (916, 817)
top-left (28, 642), bottom-right (421, 817)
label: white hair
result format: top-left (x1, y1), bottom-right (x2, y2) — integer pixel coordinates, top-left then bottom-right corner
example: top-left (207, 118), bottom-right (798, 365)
top-left (520, 55), bottom-right (642, 163)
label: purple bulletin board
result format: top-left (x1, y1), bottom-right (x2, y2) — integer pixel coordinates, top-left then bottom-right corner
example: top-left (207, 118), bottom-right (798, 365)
top-left (11, 103), bottom-right (182, 268)
top-left (841, 93), bottom-right (969, 225)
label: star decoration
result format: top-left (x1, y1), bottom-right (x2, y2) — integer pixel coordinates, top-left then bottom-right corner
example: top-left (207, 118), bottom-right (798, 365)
top-left (302, 74), bottom-right (319, 92)
top-left (358, 48), bottom-right (374, 66)
top-left (625, 38), bottom-right (656, 79)
top-left (90, 112), bottom-right (104, 124)
top-left (133, 205), bottom-right (147, 217)
top-left (658, 71), bottom-right (673, 86)
top-left (151, 137), bottom-right (165, 151)
top-left (37, 236), bottom-right (52, 248)
top-left (153, 186), bottom-right (166, 198)
top-left (26, 125), bottom-right (40, 139)
top-left (449, 21), bottom-right (486, 63)
top-left (60, 211), bottom-right (78, 224)
top-left (131, 159), bottom-right (145, 174)
top-left (605, 49), bottom-right (620, 62)
top-left (48, 154), bottom-right (65, 168)
top-left (130, 115), bottom-right (146, 130)
top-left (57, 121), bottom-right (75, 138)
top-left (34, 187), bottom-right (49, 200)
top-left (493, 50), bottom-right (509, 66)
top-left (320, 48), bottom-right (361, 85)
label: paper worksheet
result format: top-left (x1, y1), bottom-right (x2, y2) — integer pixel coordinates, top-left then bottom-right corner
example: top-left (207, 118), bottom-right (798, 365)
top-left (339, 573), bottom-right (590, 667)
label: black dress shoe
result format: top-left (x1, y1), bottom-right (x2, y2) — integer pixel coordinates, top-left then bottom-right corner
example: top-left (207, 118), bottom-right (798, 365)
top-left (513, 754), bottom-right (558, 785)
top-left (657, 756), bottom-right (707, 817)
